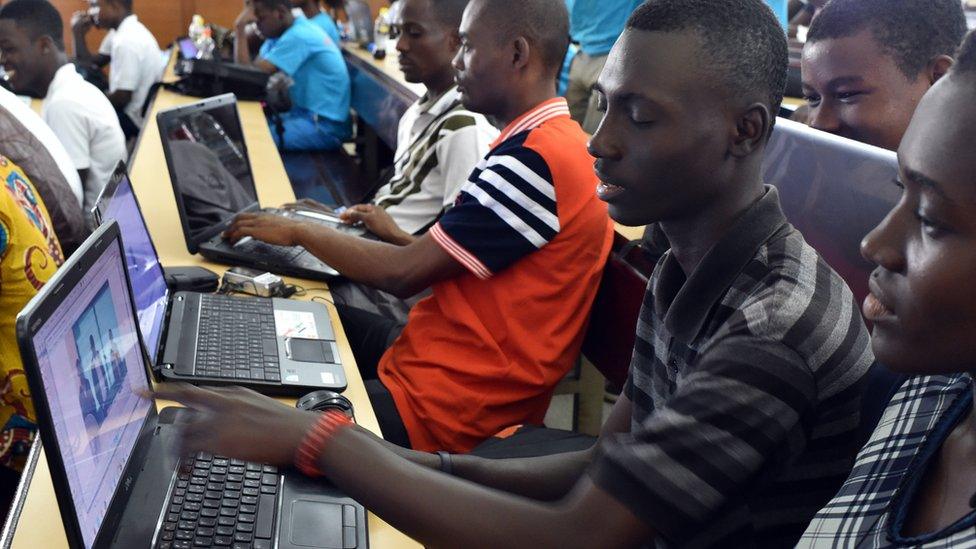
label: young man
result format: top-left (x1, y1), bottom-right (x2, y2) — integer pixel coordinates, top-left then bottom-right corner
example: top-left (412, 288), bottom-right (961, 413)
top-left (71, 0), bottom-right (162, 137)
top-left (225, 0), bottom-right (613, 453)
top-left (0, 155), bottom-right (63, 514)
top-left (801, 0), bottom-right (966, 151)
top-left (160, 1), bottom-right (872, 546)
top-left (291, 0), bottom-right (342, 45)
top-left (289, 0), bottom-right (498, 319)
top-left (235, 0), bottom-right (352, 152)
top-left (0, 0), bottom-right (127, 223)
top-left (563, 0), bottom-right (642, 133)
top-left (0, 83), bottom-right (87, 255)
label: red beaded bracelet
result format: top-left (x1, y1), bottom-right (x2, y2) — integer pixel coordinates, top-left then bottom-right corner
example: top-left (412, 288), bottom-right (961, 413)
top-left (294, 410), bottom-right (353, 478)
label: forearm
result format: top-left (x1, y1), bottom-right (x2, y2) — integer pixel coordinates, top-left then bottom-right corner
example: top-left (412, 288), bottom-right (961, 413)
top-left (72, 31), bottom-right (94, 63)
top-left (234, 27), bottom-right (253, 65)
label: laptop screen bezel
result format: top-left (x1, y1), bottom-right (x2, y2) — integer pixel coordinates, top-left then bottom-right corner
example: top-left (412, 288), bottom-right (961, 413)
top-left (156, 93), bottom-right (261, 254)
top-left (92, 161), bottom-right (172, 365)
top-left (15, 222), bottom-right (160, 549)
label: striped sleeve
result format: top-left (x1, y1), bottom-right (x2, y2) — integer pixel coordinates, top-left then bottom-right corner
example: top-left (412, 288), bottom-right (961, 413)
top-left (431, 141), bottom-right (560, 279)
top-left (589, 335), bottom-right (817, 545)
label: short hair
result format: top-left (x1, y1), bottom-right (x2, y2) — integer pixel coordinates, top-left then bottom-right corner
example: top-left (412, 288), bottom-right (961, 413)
top-left (627, 0), bottom-right (789, 116)
top-left (480, 0), bottom-right (569, 77)
top-left (253, 0), bottom-right (291, 11)
top-left (807, 0), bottom-right (967, 79)
top-left (0, 0), bottom-right (64, 50)
top-left (954, 29), bottom-right (976, 76)
top-left (429, 0), bottom-right (469, 29)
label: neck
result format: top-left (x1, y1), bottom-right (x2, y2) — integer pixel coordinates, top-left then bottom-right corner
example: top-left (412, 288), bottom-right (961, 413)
top-left (35, 55), bottom-right (68, 98)
top-left (301, 1), bottom-right (320, 17)
top-left (661, 173), bottom-right (765, 276)
top-left (423, 70), bottom-right (455, 99)
top-left (110, 12), bottom-right (130, 29)
top-left (495, 76), bottom-right (556, 128)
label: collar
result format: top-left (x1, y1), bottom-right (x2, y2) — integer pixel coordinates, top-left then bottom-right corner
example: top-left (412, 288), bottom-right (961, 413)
top-left (117, 14), bottom-right (138, 33)
top-left (419, 85), bottom-right (462, 117)
top-left (492, 97), bottom-right (570, 146)
top-left (45, 63), bottom-right (80, 100)
top-left (654, 185), bottom-right (790, 344)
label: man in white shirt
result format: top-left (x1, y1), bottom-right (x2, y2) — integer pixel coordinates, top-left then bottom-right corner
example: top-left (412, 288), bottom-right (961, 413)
top-left (0, 0), bottom-right (127, 221)
top-left (71, 0), bottom-right (162, 137)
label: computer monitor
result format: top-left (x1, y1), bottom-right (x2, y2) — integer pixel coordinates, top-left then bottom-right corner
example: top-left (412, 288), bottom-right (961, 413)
top-left (18, 223), bottom-right (152, 549)
top-left (94, 165), bottom-right (170, 362)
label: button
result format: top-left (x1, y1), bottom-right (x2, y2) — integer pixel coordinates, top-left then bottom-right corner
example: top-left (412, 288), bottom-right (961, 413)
top-left (343, 526), bottom-right (358, 549)
top-left (342, 505), bottom-right (357, 527)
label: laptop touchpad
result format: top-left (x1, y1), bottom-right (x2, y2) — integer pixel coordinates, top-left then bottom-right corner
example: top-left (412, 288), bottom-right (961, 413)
top-left (288, 338), bottom-right (335, 363)
top-left (289, 500), bottom-right (359, 548)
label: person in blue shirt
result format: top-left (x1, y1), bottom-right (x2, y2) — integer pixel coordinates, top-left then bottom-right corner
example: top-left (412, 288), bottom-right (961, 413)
top-left (291, 0), bottom-right (342, 46)
top-left (234, 0), bottom-right (352, 151)
top-left (563, 0), bottom-right (641, 133)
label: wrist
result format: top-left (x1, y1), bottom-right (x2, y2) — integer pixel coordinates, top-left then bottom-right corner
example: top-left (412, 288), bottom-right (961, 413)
top-left (289, 223), bottom-right (307, 247)
top-left (294, 410), bottom-right (354, 478)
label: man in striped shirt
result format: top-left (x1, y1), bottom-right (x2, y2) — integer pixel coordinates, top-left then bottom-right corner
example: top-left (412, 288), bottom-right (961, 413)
top-left (226, 0), bottom-right (614, 452)
top-left (167, 0), bottom-right (871, 546)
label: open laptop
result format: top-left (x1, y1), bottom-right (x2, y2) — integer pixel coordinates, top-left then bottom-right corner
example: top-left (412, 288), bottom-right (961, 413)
top-left (92, 163), bottom-right (347, 395)
top-left (156, 93), bottom-right (363, 280)
top-left (16, 222), bottom-right (368, 549)
top-left (763, 117), bottom-right (901, 305)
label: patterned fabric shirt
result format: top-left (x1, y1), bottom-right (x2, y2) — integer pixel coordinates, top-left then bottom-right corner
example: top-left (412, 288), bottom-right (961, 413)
top-left (0, 156), bottom-right (63, 471)
top-left (373, 86), bottom-right (498, 235)
top-left (589, 186), bottom-right (874, 547)
top-left (800, 374), bottom-right (976, 548)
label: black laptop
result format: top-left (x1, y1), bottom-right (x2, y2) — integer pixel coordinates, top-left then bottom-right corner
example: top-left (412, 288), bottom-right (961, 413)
top-left (92, 163), bottom-right (347, 395)
top-left (156, 93), bottom-right (363, 281)
top-left (16, 222), bottom-right (368, 549)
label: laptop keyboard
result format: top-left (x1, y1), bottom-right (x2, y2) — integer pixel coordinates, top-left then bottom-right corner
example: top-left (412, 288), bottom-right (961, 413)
top-left (196, 295), bottom-right (281, 382)
top-left (232, 239), bottom-right (304, 263)
top-left (156, 453), bottom-right (280, 549)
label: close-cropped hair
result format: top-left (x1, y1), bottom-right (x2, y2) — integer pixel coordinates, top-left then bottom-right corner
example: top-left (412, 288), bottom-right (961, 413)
top-left (0, 0), bottom-right (65, 50)
top-left (954, 28), bottom-right (976, 75)
top-left (254, 0), bottom-right (292, 11)
top-left (430, 0), bottom-right (469, 29)
top-left (807, 0), bottom-right (967, 79)
top-left (627, 0), bottom-right (789, 116)
top-left (485, 0), bottom-right (570, 78)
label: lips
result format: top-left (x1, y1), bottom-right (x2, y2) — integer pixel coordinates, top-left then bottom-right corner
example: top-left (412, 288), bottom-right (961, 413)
top-left (863, 278), bottom-right (897, 323)
top-left (596, 181), bottom-right (626, 201)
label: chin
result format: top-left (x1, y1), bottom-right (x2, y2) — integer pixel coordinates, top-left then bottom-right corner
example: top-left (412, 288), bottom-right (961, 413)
top-left (607, 204), bottom-right (656, 228)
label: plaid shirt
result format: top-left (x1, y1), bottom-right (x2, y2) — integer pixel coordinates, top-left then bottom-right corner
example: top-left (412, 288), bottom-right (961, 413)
top-left (800, 374), bottom-right (976, 548)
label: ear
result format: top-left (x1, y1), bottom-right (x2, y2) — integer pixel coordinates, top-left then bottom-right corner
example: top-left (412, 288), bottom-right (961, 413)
top-left (512, 36), bottom-right (531, 71)
top-left (37, 35), bottom-right (56, 55)
top-left (927, 54), bottom-right (954, 85)
top-left (730, 102), bottom-right (771, 158)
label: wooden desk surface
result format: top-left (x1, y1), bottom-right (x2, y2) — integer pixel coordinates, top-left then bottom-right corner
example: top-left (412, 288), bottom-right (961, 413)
top-left (7, 87), bottom-right (420, 548)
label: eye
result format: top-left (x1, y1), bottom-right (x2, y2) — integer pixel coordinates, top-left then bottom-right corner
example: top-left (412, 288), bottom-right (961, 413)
top-left (803, 93), bottom-right (821, 106)
top-left (915, 211), bottom-right (948, 238)
top-left (595, 93), bottom-right (607, 113)
top-left (836, 90), bottom-right (864, 102)
top-left (893, 177), bottom-right (905, 190)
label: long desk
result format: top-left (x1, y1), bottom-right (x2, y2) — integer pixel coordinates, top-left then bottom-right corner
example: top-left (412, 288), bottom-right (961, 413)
top-left (3, 86), bottom-right (420, 548)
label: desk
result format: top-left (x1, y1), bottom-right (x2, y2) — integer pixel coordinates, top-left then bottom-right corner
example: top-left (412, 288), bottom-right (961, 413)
top-left (4, 86), bottom-right (420, 549)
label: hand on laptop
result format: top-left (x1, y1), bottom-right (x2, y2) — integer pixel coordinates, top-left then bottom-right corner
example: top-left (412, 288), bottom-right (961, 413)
top-left (224, 212), bottom-right (304, 247)
top-left (341, 204), bottom-right (415, 246)
top-left (153, 383), bottom-right (318, 466)
top-left (282, 198), bottom-right (335, 214)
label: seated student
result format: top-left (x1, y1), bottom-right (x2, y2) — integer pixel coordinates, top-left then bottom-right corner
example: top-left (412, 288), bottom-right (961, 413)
top-left (234, 0), bottom-right (352, 152)
top-left (289, 0), bottom-right (498, 319)
top-left (160, 1), bottom-right (873, 546)
top-left (291, 0), bottom-right (342, 45)
top-left (799, 30), bottom-right (976, 547)
top-left (0, 0), bottom-right (127, 223)
top-left (787, 0), bottom-right (824, 38)
top-left (801, 0), bottom-right (966, 151)
top-left (70, 0), bottom-right (162, 139)
top-left (0, 86), bottom-right (87, 255)
top-left (225, 0), bottom-right (613, 453)
top-left (0, 155), bottom-right (63, 513)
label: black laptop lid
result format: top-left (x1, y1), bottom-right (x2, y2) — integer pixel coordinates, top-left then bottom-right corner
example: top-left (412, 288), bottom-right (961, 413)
top-left (157, 93), bottom-right (260, 253)
top-left (16, 222), bottom-right (155, 549)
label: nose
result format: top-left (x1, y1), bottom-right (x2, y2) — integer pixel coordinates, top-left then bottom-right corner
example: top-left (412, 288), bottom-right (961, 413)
top-left (395, 32), bottom-right (408, 53)
top-left (587, 112), bottom-right (621, 162)
top-left (452, 48), bottom-right (464, 72)
top-left (808, 100), bottom-right (841, 134)
top-left (861, 200), bottom-right (908, 274)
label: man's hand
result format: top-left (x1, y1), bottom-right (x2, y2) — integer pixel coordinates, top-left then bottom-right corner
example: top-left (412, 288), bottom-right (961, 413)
top-left (153, 384), bottom-right (318, 465)
top-left (71, 11), bottom-right (94, 35)
top-left (224, 212), bottom-right (305, 247)
top-left (341, 204), bottom-right (414, 246)
top-left (283, 198), bottom-right (335, 214)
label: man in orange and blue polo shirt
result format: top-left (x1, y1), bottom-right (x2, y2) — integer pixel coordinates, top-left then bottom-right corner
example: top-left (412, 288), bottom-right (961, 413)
top-left (225, 0), bottom-right (613, 452)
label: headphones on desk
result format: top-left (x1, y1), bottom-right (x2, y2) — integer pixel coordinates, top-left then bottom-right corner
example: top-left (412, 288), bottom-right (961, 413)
top-left (295, 390), bottom-right (355, 420)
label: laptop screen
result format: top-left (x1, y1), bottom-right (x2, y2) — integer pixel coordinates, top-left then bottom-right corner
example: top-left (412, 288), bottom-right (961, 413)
top-left (159, 100), bottom-right (258, 242)
top-left (30, 240), bottom-right (152, 549)
top-left (100, 173), bottom-right (169, 361)
top-left (178, 37), bottom-right (199, 59)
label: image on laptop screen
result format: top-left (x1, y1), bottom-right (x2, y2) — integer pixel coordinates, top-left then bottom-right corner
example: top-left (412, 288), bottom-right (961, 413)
top-left (30, 241), bottom-right (152, 549)
top-left (159, 102), bottom-right (258, 241)
top-left (101, 174), bottom-right (169, 361)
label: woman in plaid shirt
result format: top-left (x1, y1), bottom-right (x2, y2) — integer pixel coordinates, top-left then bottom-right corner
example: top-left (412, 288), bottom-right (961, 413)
top-left (800, 28), bottom-right (976, 548)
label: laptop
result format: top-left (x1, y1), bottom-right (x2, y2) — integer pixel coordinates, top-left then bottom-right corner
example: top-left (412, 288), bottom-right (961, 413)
top-left (92, 163), bottom-right (347, 395)
top-left (156, 93), bottom-right (363, 281)
top-left (16, 222), bottom-right (368, 549)
top-left (763, 117), bottom-right (901, 305)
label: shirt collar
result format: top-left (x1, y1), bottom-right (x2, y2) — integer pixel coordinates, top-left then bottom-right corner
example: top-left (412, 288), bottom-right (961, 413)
top-left (492, 97), bottom-right (570, 147)
top-left (45, 63), bottom-right (79, 101)
top-left (419, 85), bottom-right (462, 118)
top-left (117, 14), bottom-right (138, 33)
top-left (654, 185), bottom-right (790, 343)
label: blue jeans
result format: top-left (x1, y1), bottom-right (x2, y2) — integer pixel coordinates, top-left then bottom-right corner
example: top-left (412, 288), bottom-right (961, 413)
top-left (269, 109), bottom-right (351, 152)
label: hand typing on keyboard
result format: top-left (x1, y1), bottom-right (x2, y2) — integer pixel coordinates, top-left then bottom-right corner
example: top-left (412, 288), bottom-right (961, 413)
top-left (223, 212), bottom-right (304, 248)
